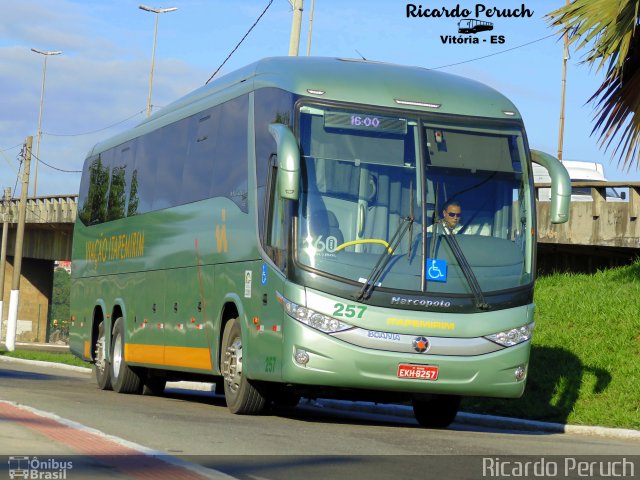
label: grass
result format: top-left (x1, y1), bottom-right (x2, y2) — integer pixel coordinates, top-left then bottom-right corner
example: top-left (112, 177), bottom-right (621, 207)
top-left (462, 260), bottom-right (640, 430)
top-left (0, 349), bottom-right (90, 369)
top-left (1, 261), bottom-right (639, 430)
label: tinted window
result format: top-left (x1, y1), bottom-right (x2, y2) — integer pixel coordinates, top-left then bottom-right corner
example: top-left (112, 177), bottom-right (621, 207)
top-left (106, 142), bottom-right (135, 222)
top-left (254, 88), bottom-right (295, 241)
top-left (80, 94), bottom-right (250, 222)
top-left (78, 153), bottom-right (111, 225)
top-left (153, 119), bottom-right (189, 210)
top-left (181, 95), bottom-right (249, 210)
top-left (131, 132), bottom-right (157, 214)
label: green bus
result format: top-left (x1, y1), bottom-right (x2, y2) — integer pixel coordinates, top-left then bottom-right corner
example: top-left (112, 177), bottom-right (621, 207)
top-left (69, 57), bottom-right (570, 428)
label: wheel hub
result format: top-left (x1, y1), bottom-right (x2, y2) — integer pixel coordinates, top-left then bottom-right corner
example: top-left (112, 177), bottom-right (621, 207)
top-left (223, 337), bottom-right (243, 393)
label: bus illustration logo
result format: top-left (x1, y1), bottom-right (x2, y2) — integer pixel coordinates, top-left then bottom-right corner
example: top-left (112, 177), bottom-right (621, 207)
top-left (8, 456), bottom-right (29, 479)
top-left (458, 19), bottom-right (494, 34)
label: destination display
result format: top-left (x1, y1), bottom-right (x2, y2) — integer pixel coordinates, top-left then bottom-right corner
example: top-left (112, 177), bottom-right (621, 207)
top-left (324, 111), bottom-right (407, 134)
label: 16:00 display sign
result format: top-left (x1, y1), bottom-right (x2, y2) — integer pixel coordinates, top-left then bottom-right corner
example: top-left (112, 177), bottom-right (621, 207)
top-left (324, 111), bottom-right (407, 134)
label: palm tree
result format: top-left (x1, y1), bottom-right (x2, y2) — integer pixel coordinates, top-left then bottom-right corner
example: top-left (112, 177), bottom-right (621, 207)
top-left (547, 0), bottom-right (640, 171)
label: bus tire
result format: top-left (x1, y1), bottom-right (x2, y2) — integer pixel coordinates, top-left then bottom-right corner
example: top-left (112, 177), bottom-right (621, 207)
top-left (94, 321), bottom-right (112, 390)
top-left (110, 317), bottom-right (142, 394)
top-left (221, 318), bottom-right (266, 414)
top-left (412, 394), bottom-right (461, 429)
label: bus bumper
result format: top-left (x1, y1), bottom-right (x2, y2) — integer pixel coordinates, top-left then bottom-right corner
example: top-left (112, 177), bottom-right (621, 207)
top-left (280, 316), bottom-right (530, 398)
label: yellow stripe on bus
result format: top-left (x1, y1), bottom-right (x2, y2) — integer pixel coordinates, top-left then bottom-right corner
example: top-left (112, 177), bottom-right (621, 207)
top-left (165, 346), bottom-right (212, 370)
top-left (125, 344), bottom-right (212, 371)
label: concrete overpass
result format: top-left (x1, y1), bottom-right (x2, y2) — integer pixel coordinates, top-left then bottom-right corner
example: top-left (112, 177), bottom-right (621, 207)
top-left (536, 181), bottom-right (640, 272)
top-left (1, 195), bottom-right (76, 343)
top-left (1, 181), bottom-right (639, 343)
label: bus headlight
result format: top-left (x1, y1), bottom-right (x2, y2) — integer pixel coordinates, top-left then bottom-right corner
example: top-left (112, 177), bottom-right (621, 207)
top-left (277, 293), bottom-right (352, 333)
top-left (485, 322), bottom-right (534, 347)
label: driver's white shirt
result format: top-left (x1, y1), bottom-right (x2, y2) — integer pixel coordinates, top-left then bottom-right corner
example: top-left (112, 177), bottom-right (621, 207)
top-left (427, 221), bottom-right (463, 235)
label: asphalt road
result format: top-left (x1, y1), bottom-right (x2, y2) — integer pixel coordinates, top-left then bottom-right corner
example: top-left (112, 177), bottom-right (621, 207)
top-left (1, 359), bottom-right (638, 480)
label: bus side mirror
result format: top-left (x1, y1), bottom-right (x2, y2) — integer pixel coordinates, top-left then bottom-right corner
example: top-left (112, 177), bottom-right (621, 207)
top-left (268, 123), bottom-right (300, 201)
top-left (530, 150), bottom-right (571, 224)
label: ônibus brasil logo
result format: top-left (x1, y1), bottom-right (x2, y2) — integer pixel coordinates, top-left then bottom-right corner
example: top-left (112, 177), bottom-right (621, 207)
top-left (8, 456), bottom-right (73, 479)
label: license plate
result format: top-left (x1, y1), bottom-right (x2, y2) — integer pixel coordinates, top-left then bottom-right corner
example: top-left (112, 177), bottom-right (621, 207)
top-left (397, 364), bottom-right (439, 380)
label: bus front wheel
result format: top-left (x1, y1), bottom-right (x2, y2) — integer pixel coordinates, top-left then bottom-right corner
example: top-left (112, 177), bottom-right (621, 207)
top-left (412, 394), bottom-right (461, 429)
top-left (110, 317), bottom-right (142, 394)
top-left (221, 318), bottom-right (266, 414)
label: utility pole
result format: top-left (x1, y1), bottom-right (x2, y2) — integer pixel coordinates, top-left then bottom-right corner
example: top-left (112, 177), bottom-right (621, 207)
top-left (0, 187), bottom-right (11, 343)
top-left (306, 0), bottom-right (315, 56)
top-left (288, 0), bottom-right (303, 56)
top-left (557, 0), bottom-right (569, 161)
top-left (6, 137), bottom-right (32, 351)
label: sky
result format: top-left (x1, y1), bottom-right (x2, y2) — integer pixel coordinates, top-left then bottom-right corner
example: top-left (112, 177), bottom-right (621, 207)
top-left (0, 0), bottom-right (636, 198)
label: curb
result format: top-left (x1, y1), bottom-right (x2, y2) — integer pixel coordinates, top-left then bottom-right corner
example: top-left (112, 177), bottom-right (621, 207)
top-left (310, 399), bottom-right (640, 441)
top-left (1, 355), bottom-right (639, 441)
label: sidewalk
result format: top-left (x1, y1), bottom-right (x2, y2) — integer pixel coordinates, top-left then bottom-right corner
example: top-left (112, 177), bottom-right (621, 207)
top-left (0, 398), bottom-right (230, 480)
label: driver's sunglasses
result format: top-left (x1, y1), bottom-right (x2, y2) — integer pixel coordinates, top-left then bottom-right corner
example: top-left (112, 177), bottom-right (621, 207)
top-left (446, 212), bottom-right (462, 218)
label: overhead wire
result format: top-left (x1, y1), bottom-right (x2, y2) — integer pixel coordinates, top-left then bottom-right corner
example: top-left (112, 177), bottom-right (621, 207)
top-left (1, 144), bottom-right (21, 174)
top-left (31, 152), bottom-right (82, 174)
top-left (430, 33), bottom-right (557, 70)
top-left (43, 109), bottom-right (146, 137)
top-left (205, 0), bottom-right (274, 84)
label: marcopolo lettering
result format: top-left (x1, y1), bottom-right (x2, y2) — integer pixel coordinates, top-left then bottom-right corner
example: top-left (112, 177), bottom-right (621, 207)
top-left (391, 296), bottom-right (451, 308)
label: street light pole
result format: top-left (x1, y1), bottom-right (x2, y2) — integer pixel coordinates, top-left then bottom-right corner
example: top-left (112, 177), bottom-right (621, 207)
top-left (139, 5), bottom-right (177, 117)
top-left (31, 48), bottom-right (62, 198)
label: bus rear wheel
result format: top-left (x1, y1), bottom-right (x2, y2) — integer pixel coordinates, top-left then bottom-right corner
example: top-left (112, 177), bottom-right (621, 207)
top-left (221, 318), bottom-right (266, 414)
top-left (94, 321), bottom-right (112, 390)
top-left (110, 317), bottom-right (142, 394)
top-left (412, 394), bottom-right (461, 429)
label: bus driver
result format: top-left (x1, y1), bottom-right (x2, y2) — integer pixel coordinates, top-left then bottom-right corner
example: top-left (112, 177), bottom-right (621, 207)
top-left (441, 200), bottom-right (462, 234)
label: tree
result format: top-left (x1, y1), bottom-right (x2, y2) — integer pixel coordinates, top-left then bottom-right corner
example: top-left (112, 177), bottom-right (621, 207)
top-left (50, 268), bottom-right (71, 340)
top-left (547, 0), bottom-right (640, 171)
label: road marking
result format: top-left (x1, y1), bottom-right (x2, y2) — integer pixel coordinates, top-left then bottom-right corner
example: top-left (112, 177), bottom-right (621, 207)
top-left (0, 400), bottom-right (235, 479)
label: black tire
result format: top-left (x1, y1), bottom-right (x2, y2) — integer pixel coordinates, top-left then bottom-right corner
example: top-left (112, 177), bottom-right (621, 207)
top-left (412, 394), bottom-right (461, 429)
top-left (221, 318), bottom-right (267, 414)
top-left (110, 317), bottom-right (143, 394)
top-left (94, 321), bottom-right (112, 391)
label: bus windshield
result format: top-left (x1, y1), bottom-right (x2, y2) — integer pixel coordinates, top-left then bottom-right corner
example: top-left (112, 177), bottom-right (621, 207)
top-left (296, 104), bottom-right (532, 298)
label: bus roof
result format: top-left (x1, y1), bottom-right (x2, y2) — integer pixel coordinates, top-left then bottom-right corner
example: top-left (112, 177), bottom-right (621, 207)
top-left (90, 56), bottom-right (522, 155)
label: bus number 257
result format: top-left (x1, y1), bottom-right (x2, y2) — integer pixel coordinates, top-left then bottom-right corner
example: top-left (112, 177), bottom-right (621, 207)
top-left (333, 303), bottom-right (367, 318)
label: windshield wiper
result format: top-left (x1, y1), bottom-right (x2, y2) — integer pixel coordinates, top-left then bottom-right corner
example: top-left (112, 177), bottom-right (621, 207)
top-left (437, 225), bottom-right (490, 310)
top-left (355, 215), bottom-right (414, 301)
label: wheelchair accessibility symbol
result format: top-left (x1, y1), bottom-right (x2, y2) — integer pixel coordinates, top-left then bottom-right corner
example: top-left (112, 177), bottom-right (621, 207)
top-left (426, 258), bottom-right (447, 282)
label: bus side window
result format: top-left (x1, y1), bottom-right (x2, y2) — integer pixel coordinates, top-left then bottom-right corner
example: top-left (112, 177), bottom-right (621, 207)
top-left (78, 153), bottom-right (112, 225)
top-left (254, 88), bottom-right (295, 244)
top-left (264, 154), bottom-right (290, 271)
